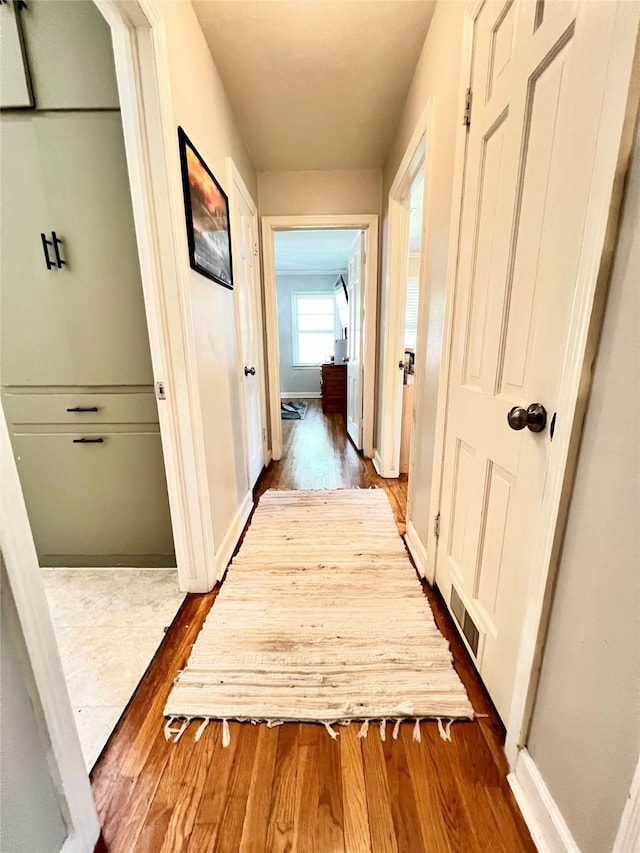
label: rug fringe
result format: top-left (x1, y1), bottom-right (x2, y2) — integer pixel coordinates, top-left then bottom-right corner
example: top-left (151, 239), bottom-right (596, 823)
top-left (437, 717), bottom-right (454, 742)
top-left (161, 715), bottom-right (465, 744)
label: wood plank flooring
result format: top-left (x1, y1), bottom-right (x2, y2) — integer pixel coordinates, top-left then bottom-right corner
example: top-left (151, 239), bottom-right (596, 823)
top-left (91, 401), bottom-right (535, 852)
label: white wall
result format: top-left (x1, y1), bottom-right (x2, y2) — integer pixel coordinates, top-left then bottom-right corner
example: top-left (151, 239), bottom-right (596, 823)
top-left (154, 1), bottom-right (257, 555)
top-left (526, 130), bottom-right (640, 853)
top-left (377, 1), bottom-right (467, 543)
top-left (258, 169), bottom-right (382, 216)
top-left (0, 558), bottom-right (67, 853)
top-left (276, 274), bottom-right (340, 395)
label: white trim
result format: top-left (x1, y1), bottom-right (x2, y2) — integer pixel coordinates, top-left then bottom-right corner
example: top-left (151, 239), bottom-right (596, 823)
top-left (213, 490), bottom-right (253, 582)
top-left (372, 449), bottom-right (384, 476)
top-left (280, 391), bottom-right (322, 399)
top-left (261, 215), bottom-right (379, 461)
top-left (1, 411), bottom-right (100, 853)
top-left (227, 157), bottom-right (269, 481)
top-left (505, 0), bottom-right (640, 762)
top-left (613, 758), bottom-right (640, 853)
top-left (378, 98), bottom-right (434, 480)
top-left (424, 3), bottom-right (476, 585)
top-left (95, 0), bottom-right (215, 594)
top-left (404, 519), bottom-right (428, 579)
top-left (508, 749), bottom-right (580, 853)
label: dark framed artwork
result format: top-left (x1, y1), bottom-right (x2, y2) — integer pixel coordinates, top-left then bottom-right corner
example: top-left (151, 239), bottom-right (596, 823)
top-left (178, 126), bottom-right (233, 289)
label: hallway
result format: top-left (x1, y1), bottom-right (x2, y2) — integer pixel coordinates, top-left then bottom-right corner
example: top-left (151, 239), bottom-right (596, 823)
top-left (91, 402), bottom-right (534, 852)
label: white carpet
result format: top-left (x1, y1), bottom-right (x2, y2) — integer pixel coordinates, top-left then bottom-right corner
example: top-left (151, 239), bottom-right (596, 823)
top-left (164, 489), bottom-right (473, 743)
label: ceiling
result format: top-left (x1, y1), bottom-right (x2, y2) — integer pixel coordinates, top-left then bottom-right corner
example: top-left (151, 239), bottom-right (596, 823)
top-left (274, 229), bottom-right (361, 273)
top-left (192, 1), bottom-right (436, 171)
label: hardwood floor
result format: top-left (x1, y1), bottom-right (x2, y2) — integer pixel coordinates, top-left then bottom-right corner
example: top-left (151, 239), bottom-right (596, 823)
top-left (91, 401), bottom-right (535, 852)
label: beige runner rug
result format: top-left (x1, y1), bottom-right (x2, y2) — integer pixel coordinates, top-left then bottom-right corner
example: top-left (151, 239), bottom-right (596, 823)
top-left (164, 489), bottom-right (474, 744)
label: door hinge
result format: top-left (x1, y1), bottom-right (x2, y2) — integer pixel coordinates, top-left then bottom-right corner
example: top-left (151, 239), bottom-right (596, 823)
top-left (434, 512), bottom-right (440, 539)
top-left (253, 241), bottom-right (259, 256)
top-left (155, 381), bottom-right (166, 401)
top-left (262, 428), bottom-right (266, 441)
top-left (463, 88), bottom-right (472, 128)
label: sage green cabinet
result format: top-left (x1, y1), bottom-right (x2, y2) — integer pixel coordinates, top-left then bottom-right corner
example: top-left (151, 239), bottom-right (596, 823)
top-left (12, 429), bottom-right (175, 566)
top-left (0, 0), bottom-right (119, 110)
top-left (0, 113), bottom-right (153, 387)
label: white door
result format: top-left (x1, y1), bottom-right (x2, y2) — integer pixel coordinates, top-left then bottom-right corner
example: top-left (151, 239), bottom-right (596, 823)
top-left (346, 233), bottom-right (365, 448)
top-left (436, 0), bottom-right (635, 722)
top-left (234, 188), bottom-right (265, 487)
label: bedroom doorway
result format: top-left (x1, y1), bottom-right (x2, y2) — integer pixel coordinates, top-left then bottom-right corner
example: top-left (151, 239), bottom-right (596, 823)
top-left (261, 215), bottom-right (379, 462)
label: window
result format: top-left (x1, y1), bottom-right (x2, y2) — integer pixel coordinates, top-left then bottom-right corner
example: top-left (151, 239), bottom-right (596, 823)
top-left (292, 293), bottom-right (336, 366)
top-left (404, 278), bottom-right (420, 349)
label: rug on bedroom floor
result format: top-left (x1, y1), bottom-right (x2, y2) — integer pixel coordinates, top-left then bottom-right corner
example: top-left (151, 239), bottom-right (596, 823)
top-left (280, 400), bottom-right (308, 419)
top-left (164, 488), bottom-right (474, 744)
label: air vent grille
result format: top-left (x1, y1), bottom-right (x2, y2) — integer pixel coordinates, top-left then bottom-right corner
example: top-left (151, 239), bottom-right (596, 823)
top-left (450, 586), bottom-right (480, 657)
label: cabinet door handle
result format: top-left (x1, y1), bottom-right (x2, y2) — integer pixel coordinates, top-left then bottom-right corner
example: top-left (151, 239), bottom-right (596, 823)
top-left (41, 233), bottom-right (55, 270)
top-left (66, 407), bottom-right (99, 413)
top-left (72, 437), bottom-right (104, 444)
top-left (52, 231), bottom-right (66, 268)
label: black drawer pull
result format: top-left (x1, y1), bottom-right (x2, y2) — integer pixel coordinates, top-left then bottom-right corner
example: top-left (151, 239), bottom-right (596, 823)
top-left (66, 406), bottom-right (99, 413)
top-left (41, 233), bottom-right (55, 270)
top-left (72, 437), bottom-right (104, 444)
top-left (52, 231), bottom-right (66, 268)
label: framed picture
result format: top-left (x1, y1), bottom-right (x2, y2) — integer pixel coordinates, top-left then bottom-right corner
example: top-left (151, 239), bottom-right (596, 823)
top-left (178, 126), bottom-right (233, 289)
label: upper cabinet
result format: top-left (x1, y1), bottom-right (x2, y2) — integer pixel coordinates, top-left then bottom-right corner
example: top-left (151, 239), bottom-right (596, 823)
top-left (0, 113), bottom-right (154, 387)
top-left (0, 2), bottom-right (34, 108)
top-left (0, 0), bottom-right (119, 110)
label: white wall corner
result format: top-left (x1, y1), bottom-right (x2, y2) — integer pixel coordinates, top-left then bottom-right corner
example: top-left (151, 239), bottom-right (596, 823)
top-left (508, 749), bottom-right (581, 853)
top-left (613, 757), bottom-right (640, 853)
top-left (213, 490), bottom-right (254, 583)
top-left (404, 519), bottom-right (428, 578)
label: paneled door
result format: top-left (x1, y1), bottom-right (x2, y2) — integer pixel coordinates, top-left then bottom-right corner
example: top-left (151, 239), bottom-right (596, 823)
top-left (436, 0), bottom-right (636, 722)
top-left (346, 232), bottom-right (365, 449)
top-left (234, 182), bottom-right (266, 487)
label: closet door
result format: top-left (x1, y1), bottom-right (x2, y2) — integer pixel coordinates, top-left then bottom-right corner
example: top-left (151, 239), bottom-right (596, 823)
top-left (0, 113), bottom-right (154, 387)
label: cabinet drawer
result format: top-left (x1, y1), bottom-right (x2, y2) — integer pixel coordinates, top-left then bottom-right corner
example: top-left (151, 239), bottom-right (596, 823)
top-left (12, 432), bottom-right (174, 561)
top-left (3, 392), bottom-right (158, 426)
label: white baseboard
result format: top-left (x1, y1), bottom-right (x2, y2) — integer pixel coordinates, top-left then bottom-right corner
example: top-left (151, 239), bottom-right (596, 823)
top-left (405, 519), bottom-right (428, 579)
top-left (280, 392), bottom-right (321, 399)
top-left (213, 490), bottom-right (253, 583)
top-left (508, 749), bottom-right (580, 853)
top-left (372, 449), bottom-right (398, 479)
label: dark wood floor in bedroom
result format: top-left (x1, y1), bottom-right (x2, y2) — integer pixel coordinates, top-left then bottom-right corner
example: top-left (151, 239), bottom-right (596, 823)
top-left (91, 400), bottom-right (535, 853)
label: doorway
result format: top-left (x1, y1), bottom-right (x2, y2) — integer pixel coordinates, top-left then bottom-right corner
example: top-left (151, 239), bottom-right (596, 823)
top-left (0, 0), bottom-right (184, 771)
top-left (376, 103), bottom-right (433, 483)
top-left (261, 215), bottom-right (379, 462)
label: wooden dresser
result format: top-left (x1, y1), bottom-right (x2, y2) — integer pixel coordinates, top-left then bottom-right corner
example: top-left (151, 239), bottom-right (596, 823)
top-left (320, 363), bottom-right (347, 417)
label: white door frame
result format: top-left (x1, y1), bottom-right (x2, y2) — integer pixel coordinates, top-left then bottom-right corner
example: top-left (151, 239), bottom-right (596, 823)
top-left (96, 0), bottom-right (216, 593)
top-left (425, 0), bottom-right (640, 768)
top-left (1, 411), bottom-right (101, 852)
top-left (227, 157), bottom-right (270, 482)
top-left (375, 99), bottom-right (434, 479)
top-left (261, 214), bottom-right (379, 461)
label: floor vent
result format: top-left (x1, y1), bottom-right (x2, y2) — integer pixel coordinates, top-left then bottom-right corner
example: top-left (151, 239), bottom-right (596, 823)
top-left (450, 586), bottom-right (480, 657)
